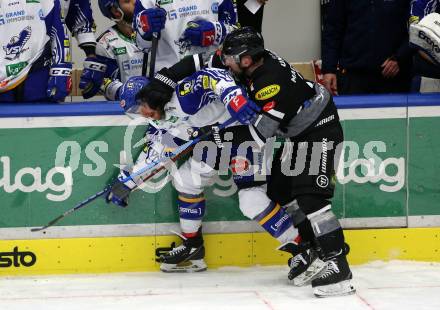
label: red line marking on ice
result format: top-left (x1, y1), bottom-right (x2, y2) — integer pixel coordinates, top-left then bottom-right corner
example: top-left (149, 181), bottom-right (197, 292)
top-left (0, 289), bottom-right (269, 302)
top-left (253, 290), bottom-right (276, 310)
top-left (367, 285), bottom-right (440, 290)
top-left (356, 292), bottom-right (376, 310)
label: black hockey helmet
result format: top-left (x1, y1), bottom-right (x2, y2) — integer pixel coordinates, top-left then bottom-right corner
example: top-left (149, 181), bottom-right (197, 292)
top-left (222, 27), bottom-right (265, 62)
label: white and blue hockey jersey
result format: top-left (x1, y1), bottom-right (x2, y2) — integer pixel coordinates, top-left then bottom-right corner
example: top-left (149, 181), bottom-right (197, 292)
top-left (133, 0), bottom-right (237, 72)
top-left (96, 26), bottom-right (144, 100)
top-left (0, 0), bottom-right (70, 93)
top-left (148, 67), bottom-right (241, 141)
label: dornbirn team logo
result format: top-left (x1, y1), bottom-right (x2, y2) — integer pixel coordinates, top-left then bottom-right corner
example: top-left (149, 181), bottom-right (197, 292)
top-left (3, 26), bottom-right (31, 60)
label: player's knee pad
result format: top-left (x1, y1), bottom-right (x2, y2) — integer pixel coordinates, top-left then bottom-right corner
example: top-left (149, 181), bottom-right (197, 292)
top-left (173, 159), bottom-right (216, 195)
top-left (178, 192), bottom-right (205, 234)
top-left (307, 205), bottom-right (341, 238)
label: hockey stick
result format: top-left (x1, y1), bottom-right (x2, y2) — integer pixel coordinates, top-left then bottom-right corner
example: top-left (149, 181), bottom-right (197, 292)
top-left (30, 117), bottom-right (235, 232)
top-left (141, 51), bottom-right (149, 76)
top-left (140, 0), bottom-right (161, 77)
top-left (148, 0), bottom-right (161, 78)
top-left (30, 185), bottom-right (112, 232)
top-left (118, 117), bottom-right (235, 183)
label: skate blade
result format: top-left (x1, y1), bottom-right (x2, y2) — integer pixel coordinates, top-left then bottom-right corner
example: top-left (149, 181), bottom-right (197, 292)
top-left (313, 280), bottom-right (356, 298)
top-left (160, 259), bottom-right (207, 273)
top-left (290, 258), bottom-right (327, 287)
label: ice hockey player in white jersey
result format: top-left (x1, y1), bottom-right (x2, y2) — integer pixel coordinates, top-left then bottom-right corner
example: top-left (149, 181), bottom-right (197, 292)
top-left (132, 0), bottom-right (238, 73)
top-left (79, 0), bottom-right (144, 100)
top-left (105, 70), bottom-right (326, 286)
top-left (0, 0), bottom-right (72, 102)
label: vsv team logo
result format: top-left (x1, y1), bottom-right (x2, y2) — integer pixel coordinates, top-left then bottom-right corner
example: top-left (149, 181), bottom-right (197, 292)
top-left (3, 26), bottom-right (32, 60)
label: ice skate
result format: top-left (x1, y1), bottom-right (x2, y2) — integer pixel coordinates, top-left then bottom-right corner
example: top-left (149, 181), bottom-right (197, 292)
top-left (156, 231), bottom-right (207, 273)
top-left (278, 241), bottom-right (326, 286)
top-left (312, 253), bottom-right (355, 297)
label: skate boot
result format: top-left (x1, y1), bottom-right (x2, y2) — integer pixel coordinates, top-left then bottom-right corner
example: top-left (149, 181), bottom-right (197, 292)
top-left (312, 251), bottom-right (355, 297)
top-left (156, 230), bottom-right (207, 273)
top-left (278, 241), bottom-right (326, 286)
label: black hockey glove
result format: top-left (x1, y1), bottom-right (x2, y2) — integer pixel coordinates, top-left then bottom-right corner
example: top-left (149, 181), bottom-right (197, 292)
top-left (105, 180), bottom-right (131, 208)
top-left (190, 123), bottom-right (227, 149)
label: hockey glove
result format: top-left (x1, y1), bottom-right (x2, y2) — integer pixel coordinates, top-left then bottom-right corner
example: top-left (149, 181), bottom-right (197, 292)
top-left (222, 89), bottom-right (261, 125)
top-left (102, 78), bottom-right (123, 101)
top-left (105, 170), bottom-right (136, 208)
top-left (190, 123), bottom-right (227, 149)
top-left (79, 57), bottom-right (108, 99)
top-left (183, 19), bottom-right (219, 47)
top-left (47, 64), bottom-right (72, 102)
top-left (135, 8), bottom-right (167, 41)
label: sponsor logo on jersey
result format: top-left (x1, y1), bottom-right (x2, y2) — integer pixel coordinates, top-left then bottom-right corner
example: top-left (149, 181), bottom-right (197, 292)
top-left (6, 61), bottom-right (28, 77)
top-left (170, 5), bottom-right (210, 20)
top-left (262, 101), bottom-right (276, 112)
top-left (179, 80), bottom-right (194, 96)
top-left (0, 80), bottom-right (10, 88)
top-left (202, 75), bottom-right (210, 89)
top-left (161, 0), bottom-right (173, 4)
top-left (8, 1), bottom-right (20, 6)
top-left (316, 174), bottom-right (329, 188)
top-left (0, 10), bottom-right (35, 25)
top-left (122, 58), bottom-right (143, 71)
top-left (230, 156), bottom-right (250, 175)
top-left (0, 247), bottom-right (37, 268)
top-left (211, 2), bottom-right (219, 13)
top-left (418, 30), bottom-right (440, 54)
top-left (168, 9), bottom-right (178, 20)
top-left (3, 26), bottom-right (32, 60)
top-left (113, 46), bottom-right (127, 55)
top-left (178, 5), bottom-right (198, 13)
top-left (26, 0), bottom-right (40, 3)
top-left (255, 84), bottom-right (281, 101)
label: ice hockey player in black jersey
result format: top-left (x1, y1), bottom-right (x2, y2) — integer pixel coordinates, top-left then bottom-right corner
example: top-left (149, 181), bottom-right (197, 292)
top-left (143, 27), bottom-right (355, 297)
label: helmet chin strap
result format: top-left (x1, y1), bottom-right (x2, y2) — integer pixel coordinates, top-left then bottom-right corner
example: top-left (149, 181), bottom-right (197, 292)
top-left (111, 6), bottom-right (125, 22)
top-left (112, 7), bottom-right (134, 30)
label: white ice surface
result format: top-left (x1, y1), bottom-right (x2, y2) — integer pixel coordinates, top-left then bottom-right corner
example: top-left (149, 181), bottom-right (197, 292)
top-left (1, 261), bottom-right (440, 310)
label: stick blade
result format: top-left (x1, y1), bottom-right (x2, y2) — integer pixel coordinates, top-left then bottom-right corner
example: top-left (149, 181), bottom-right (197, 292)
top-left (30, 214), bottom-right (64, 232)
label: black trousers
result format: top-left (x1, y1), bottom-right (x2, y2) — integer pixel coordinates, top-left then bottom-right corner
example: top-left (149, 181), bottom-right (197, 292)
top-left (337, 68), bottom-right (411, 95)
top-left (267, 121), bottom-right (344, 213)
top-left (236, 0), bottom-right (264, 33)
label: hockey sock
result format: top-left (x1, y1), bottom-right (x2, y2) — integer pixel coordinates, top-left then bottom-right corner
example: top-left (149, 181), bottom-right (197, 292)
top-left (178, 192), bottom-right (206, 237)
top-left (254, 202), bottom-right (297, 243)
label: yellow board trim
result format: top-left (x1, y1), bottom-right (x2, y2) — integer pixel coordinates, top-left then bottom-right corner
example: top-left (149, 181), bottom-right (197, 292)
top-left (258, 204), bottom-right (281, 225)
top-left (0, 228), bottom-right (439, 276)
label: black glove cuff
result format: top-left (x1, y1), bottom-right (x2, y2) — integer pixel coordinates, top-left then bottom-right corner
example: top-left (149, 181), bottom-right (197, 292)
top-left (154, 72), bottom-right (177, 90)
